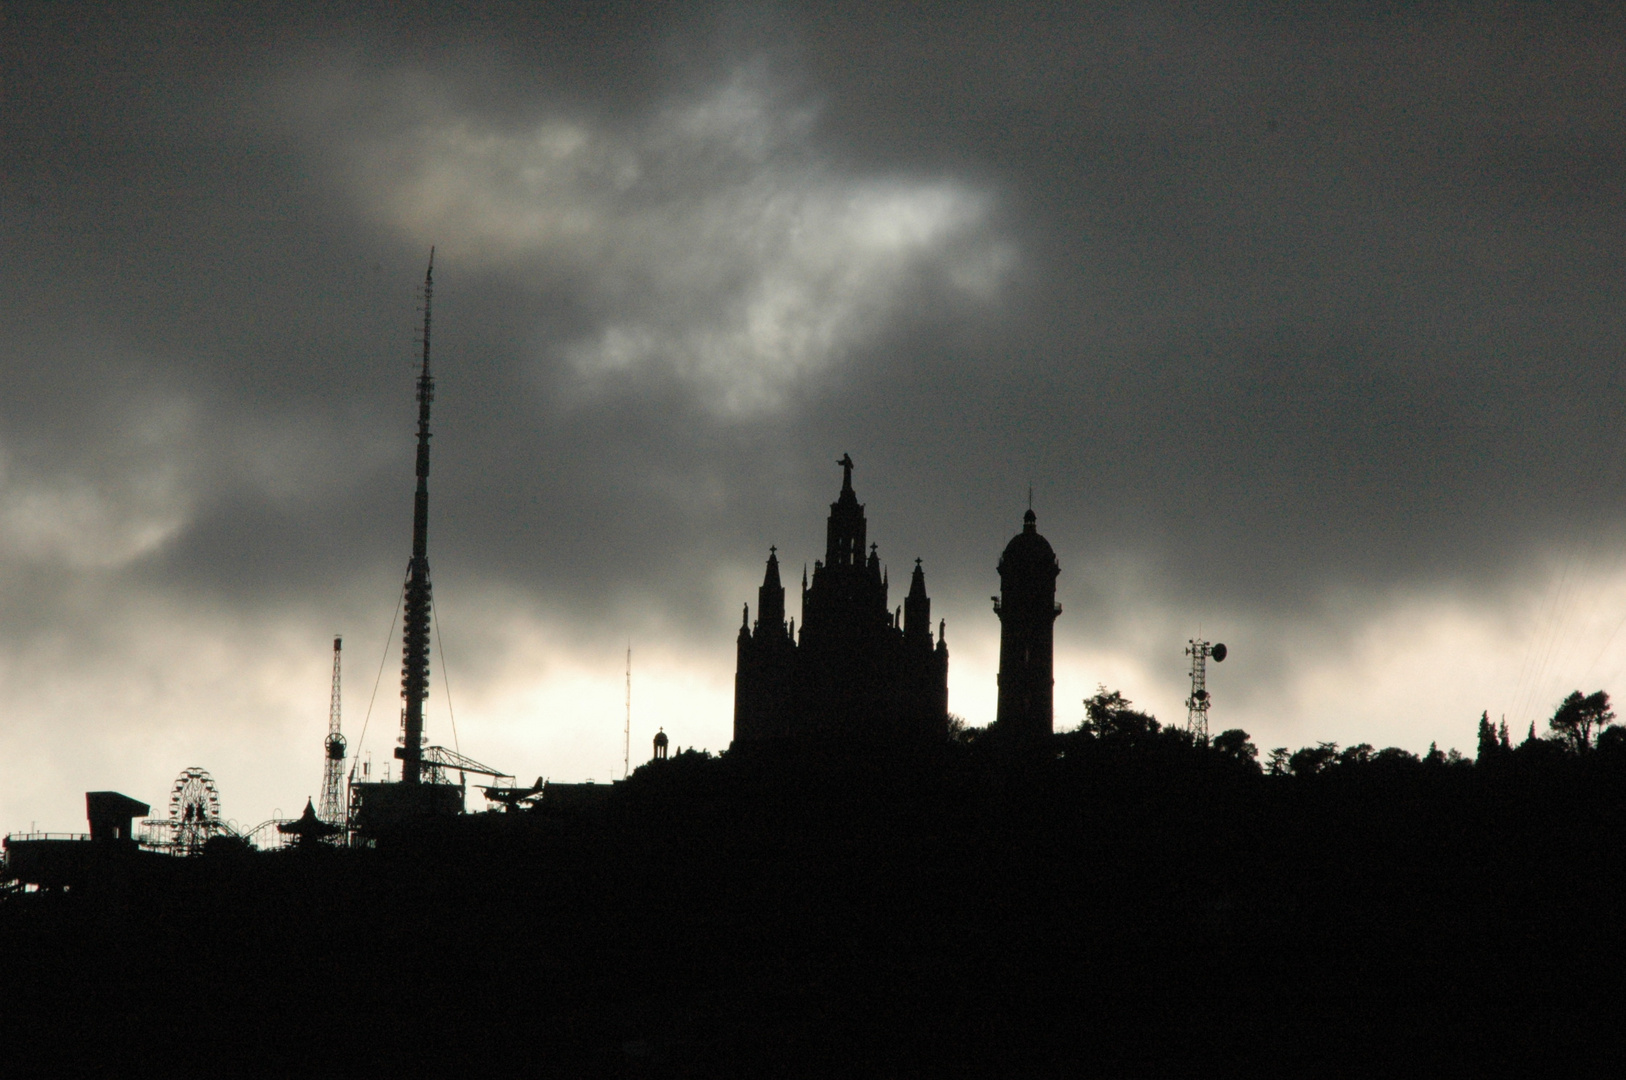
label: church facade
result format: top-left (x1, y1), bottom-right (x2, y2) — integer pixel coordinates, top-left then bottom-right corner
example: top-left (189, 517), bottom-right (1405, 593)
top-left (733, 456), bottom-right (950, 749)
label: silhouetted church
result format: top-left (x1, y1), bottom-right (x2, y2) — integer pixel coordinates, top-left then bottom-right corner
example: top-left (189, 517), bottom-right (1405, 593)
top-left (734, 456), bottom-right (949, 748)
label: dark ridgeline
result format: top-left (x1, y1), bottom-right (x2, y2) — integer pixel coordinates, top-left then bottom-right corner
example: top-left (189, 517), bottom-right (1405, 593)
top-left (12, 699), bottom-right (1626, 1075)
top-left (994, 507), bottom-right (1061, 747)
top-left (732, 455), bottom-right (949, 750)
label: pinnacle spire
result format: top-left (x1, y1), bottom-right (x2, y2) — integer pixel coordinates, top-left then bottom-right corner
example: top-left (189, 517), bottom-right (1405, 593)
top-left (398, 248), bottom-right (437, 785)
top-left (825, 453), bottom-right (867, 566)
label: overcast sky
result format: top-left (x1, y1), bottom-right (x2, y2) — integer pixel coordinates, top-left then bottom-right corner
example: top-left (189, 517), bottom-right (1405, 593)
top-left (5, 2), bottom-right (1626, 831)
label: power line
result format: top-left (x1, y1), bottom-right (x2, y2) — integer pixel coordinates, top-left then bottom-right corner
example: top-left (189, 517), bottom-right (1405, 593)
top-left (351, 577), bottom-right (404, 785)
top-left (433, 604), bottom-right (459, 756)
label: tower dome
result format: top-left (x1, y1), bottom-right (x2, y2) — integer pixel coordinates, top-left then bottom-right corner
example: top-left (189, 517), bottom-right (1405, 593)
top-left (999, 510), bottom-right (1058, 580)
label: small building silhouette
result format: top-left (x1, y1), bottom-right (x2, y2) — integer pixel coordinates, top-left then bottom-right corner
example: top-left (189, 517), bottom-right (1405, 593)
top-left (653, 728), bottom-right (669, 760)
top-left (86, 792), bottom-right (150, 844)
top-left (4, 791), bottom-right (155, 891)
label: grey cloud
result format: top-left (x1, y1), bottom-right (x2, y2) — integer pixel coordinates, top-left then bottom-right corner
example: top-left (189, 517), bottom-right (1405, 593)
top-left (290, 66), bottom-right (1009, 414)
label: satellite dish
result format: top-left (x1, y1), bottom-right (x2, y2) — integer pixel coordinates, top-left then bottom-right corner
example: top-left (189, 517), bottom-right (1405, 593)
top-left (1211, 643), bottom-right (1228, 662)
top-left (1193, 689), bottom-right (1208, 702)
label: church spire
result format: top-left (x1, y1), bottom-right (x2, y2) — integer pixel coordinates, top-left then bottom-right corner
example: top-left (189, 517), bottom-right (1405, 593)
top-left (757, 546), bottom-right (786, 634)
top-left (905, 557), bottom-right (932, 644)
top-left (824, 453), bottom-right (867, 568)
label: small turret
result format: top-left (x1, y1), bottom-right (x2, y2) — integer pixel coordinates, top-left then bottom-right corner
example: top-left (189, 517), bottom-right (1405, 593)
top-left (757, 547), bottom-right (786, 635)
top-left (905, 558), bottom-right (932, 645)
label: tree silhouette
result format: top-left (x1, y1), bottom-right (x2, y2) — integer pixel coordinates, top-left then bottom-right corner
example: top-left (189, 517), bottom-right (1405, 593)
top-left (1081, 686), bottom-right (1160, 741)
top-left (1548, 690), bottom-right (1615, 754)
top-left (1211, 728), bottom-right (1259, 768)
top-left (1289, 742), bottom-right (1339, 777)
top-left (1476, 711), bottom-right (1502, 764)
top-left (1337, 743), bottom-right (1375, 767)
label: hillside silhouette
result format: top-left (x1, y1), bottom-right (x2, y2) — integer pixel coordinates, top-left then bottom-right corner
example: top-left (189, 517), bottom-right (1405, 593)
top-left (4, 691), bottom-right (1624, 1075)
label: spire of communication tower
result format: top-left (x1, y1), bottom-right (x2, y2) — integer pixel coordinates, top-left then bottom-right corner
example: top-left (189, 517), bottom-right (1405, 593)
top-left (319, 636), bottom-right (347, 828)
top-left (399, 249), bottom-right (435, 785)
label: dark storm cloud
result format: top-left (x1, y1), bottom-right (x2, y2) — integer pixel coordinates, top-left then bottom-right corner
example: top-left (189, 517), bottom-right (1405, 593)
top-left (5, 1), bottom-right (1626, 661)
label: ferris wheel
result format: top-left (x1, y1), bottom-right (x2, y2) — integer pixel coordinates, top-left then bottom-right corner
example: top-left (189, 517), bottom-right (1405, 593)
top-left (169, 767), bottom-right (225, 854)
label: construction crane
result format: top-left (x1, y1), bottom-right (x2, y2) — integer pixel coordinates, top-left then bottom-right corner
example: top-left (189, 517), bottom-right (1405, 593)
top-left (319, 636), bottom-right (346, 829)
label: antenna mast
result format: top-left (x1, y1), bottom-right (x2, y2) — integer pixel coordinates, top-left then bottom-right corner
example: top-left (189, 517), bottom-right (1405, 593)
top-left (398, 248), bottom-right (435, 785)
top-left (624, 644), bottom-right (631, 780)
top-left (1184, 639), bottom-right (1227, 743)
top-left (319, 637), bottom-right (347, 829)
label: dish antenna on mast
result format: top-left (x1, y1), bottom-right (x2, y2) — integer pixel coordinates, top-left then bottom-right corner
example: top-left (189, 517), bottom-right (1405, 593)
top-left (1185, 639), bottom-right (1227, 742)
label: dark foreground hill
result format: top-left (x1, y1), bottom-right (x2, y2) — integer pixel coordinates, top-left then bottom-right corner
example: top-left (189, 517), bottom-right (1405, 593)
top-left (3, 742), bottom-right (1624, 1076)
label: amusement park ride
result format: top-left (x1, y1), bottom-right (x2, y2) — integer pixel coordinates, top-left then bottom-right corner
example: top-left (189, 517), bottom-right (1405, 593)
top-left (115, 253), bottom-right (518, 854)
top-left (133, 767), bottom-right (235, 853)
top-left (0, 253), bottom-right (540, 888)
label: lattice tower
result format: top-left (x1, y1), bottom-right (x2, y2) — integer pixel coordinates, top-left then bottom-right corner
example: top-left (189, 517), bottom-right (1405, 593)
top-left (320, 635), bottom-right (347, 827)
top-left (1186, 639), bottom-right (1212, 742)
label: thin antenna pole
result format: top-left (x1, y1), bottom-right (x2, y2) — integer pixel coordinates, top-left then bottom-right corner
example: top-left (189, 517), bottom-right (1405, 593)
top-left (624, 644), bottom-right (631, 780)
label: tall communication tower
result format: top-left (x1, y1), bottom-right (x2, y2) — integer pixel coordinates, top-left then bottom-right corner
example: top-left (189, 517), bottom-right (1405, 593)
top-left (399, 250), bottom-right (435, 785)
top-left (1184, 638), bottom-right (1228, 742)
top-left (624, 644), bottom-right (631, 780)
top-left (319, 636), bottom-right (347, 827)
